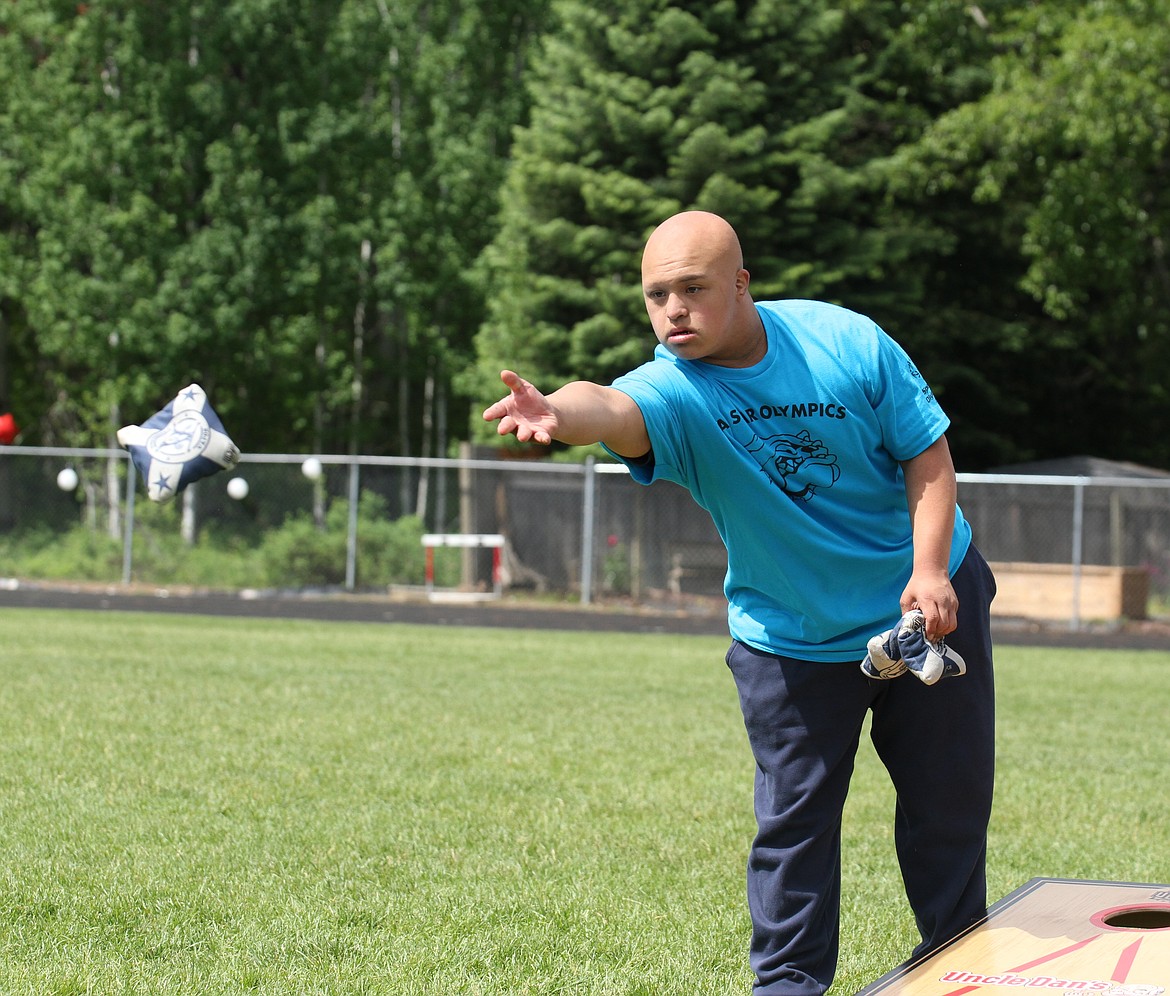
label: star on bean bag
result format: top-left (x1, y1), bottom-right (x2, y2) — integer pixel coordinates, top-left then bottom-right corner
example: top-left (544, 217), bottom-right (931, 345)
top-left (117, 384), bottom-right (240, 502)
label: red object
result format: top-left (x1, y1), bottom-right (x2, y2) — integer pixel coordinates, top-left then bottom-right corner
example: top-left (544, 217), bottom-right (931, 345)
top-left (0, 412), bottom-right (18, 445)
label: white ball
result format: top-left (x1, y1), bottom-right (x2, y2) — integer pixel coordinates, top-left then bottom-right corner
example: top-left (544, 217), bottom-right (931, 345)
top-left (227, 476), bottom-right (249, 500)
top-left (301, 457), bottom-right (323, 481)
top-left (57, 467), bottom-right (79, 491)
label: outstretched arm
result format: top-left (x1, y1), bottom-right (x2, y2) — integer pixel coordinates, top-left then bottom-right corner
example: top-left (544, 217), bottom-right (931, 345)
top-left (482, 370), bottom-right (651, 459)
top-left (899, 435), bottom-right (959, 642)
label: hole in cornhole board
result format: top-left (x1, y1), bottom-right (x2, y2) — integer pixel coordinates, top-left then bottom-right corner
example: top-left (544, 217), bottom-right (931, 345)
top-left (1092, 904), bottom-right (1170, 931)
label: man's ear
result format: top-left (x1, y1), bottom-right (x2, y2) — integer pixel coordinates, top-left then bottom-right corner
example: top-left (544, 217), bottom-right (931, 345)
top-left (736, 268), bottom-right (751, 298)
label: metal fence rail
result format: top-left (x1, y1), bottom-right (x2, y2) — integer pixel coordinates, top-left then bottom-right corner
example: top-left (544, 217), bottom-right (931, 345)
top-left (2, 445), bottom-right (1168, 629)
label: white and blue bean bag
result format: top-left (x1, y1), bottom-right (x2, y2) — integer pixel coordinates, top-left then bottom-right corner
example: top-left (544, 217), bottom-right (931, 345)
top-left (117, 384), bottom-right (240, 502)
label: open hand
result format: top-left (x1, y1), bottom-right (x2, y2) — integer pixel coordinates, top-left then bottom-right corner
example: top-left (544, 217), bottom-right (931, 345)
top-left (482, 370), bottom-right (559, 445)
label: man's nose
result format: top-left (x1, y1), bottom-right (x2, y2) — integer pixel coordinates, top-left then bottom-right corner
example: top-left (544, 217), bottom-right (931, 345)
top-left (667, 293), bottom-right (688, 318)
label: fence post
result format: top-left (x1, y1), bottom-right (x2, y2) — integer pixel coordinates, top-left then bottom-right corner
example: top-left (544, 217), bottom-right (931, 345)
top-left (1070, 477), bottom-right (1086, 630)
top-left (345, 459), bottom-right (360, 591)
top-left (459, 441), bottom-right (474, 585)
top-left (121, 461), bottom-right (136, 585)
top-left (581, 456), bottom-right (597, 605)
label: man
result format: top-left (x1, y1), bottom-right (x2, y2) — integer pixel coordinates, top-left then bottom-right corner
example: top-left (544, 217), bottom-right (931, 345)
top-left (484, 211), bottom-right (995, 995)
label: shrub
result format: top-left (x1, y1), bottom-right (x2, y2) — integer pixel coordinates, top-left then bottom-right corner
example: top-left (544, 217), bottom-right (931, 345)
top-left (0, 491), bottom-right (445, 592)
top-left (258, 492), bottom-right (443, 590)
top-left (0, 525), bottom-right (123, 581)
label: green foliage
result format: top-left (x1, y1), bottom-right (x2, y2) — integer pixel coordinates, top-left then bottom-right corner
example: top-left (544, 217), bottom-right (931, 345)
top-left (4, 0), bottom-right (1170, 472)
top-left (602, 536), bottom-right (631, 595)
top-left (0, 514), bottom-right (267, 588)
top-left (0, 525), bottom-right (125, 582)
top-left (469, 0), bottom-right (1005, 450)
top-left (0, 0), bottom-right (548, 458)
top-left (887, 0), bottom-right (1170, 467)
top-left (257, 493), bottom-right (438, 589)
top-left (471, 0), bottom-right (1170, 471)
top-left (0, 492), bottom-right (447, 590)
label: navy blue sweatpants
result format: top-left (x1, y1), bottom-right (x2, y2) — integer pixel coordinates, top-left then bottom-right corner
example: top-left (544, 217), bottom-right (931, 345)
top-left (724, 545), bottom-right (996, 995)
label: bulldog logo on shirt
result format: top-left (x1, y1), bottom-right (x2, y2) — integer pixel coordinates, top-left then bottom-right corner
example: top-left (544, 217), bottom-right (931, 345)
top-left (725, 420), bottom-right (840, 501)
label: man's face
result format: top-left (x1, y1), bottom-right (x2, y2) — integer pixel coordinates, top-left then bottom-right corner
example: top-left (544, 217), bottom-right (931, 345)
top-left (641, 227), bottom-right (753, 366)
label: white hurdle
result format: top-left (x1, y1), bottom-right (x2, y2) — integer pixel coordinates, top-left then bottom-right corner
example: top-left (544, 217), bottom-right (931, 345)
top-left (421, 533), bottom-right (506, 601)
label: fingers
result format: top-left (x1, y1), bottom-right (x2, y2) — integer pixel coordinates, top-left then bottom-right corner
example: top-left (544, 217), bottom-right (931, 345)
top-left (499, 369), bottom-right (525, 391)
top-left (913, 599), bottom-right (957, 642)
top-left (493, 414), bottom-right (550, 445)
top-left (921, 604), bottom-right (956, 642)
top-left (482, 370), bottom-right (523, 423)
top-left (900, 576), bottom-right (959, 642)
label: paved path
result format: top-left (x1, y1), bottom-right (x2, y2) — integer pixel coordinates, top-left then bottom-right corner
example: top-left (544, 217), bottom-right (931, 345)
top-left (0, 583), bottom-right (729, 636)
top-left (3, 581), bottom-right (1168, 650)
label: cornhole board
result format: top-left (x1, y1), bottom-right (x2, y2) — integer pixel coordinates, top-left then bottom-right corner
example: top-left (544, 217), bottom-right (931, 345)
top-left (856, 878), bottom-right (1170, 996)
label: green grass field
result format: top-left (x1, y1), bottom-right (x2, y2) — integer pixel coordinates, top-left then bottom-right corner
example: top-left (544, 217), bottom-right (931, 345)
top-left (1, 609), bottom-right (1167, 995)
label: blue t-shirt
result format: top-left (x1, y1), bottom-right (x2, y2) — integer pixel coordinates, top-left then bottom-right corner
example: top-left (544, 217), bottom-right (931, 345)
top-left (605, 300), bottom-right (972, 661)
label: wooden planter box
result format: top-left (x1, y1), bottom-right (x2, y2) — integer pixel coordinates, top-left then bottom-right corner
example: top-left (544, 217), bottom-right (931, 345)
top-left (987, 561), bottom-right (1150, 622)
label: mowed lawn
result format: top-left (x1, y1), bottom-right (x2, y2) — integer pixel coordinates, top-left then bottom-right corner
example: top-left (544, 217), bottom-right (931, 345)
top-left (0, 608), bottom-right (1166, 995)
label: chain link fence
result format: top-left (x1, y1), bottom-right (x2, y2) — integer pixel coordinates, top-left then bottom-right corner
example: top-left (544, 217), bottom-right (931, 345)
top-left (2, 445), bottom-right (1168, 628)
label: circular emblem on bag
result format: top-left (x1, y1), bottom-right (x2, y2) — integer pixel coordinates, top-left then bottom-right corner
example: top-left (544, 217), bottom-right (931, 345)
top-left (146, 410), bottom-right (211, 462)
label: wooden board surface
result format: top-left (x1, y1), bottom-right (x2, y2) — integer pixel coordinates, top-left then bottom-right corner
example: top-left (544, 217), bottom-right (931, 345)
top-left (856, 878), bottom-right (1170, 996)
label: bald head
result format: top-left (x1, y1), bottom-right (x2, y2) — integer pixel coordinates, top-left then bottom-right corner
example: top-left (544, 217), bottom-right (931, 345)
top-left (642, 211), bottom-right (744, 278)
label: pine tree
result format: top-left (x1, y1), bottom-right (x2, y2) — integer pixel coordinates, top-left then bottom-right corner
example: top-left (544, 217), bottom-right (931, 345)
top-left (470, 0), bottom-right (1001, 437)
